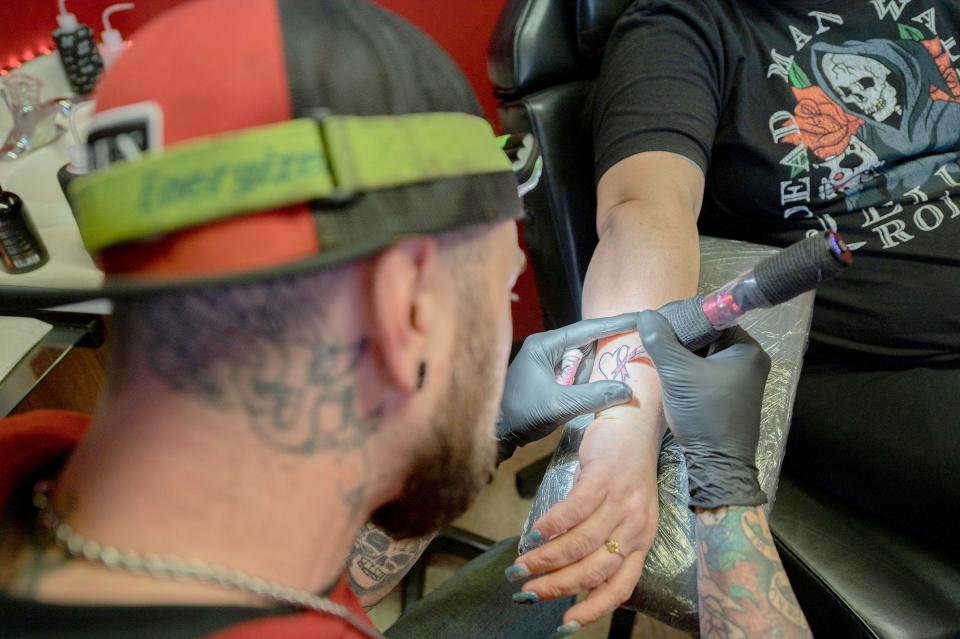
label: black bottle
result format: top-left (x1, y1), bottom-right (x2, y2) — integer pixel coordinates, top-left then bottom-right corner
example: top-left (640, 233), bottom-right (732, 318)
top-left (57, 163), bottom-right (85, 210)
top-left (0, 188), bottom-right (48, 274)
top-left (53, 1), bottom-right (104, 95)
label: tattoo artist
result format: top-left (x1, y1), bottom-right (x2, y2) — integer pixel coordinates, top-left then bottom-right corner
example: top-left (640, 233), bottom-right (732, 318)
top-left (0, 1), bottom-right (634, 637)
top-left (0, 2), bottom-right (807, 639)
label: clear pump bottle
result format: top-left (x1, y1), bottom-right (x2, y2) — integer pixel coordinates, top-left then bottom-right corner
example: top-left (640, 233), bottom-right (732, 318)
top-left (99, 3), bottom-right (137, 69)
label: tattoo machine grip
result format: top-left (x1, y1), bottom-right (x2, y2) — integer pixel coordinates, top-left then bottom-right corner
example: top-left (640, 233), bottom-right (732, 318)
top-left (662, 231), bottom-right (852, 352)
top-left (658, 295), bottom-right (721, 352)
top-left (754, 230), bottom-right (852, 305)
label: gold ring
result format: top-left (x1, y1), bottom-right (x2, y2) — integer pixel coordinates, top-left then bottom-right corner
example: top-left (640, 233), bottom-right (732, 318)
top-left (604, 539), bottom-right (625, 559)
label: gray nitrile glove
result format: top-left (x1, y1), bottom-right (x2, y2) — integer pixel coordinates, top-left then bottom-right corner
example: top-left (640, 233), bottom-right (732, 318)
top-left (638, 308), bottom-right (770, 509)
top-left (496, 314), bottom-right (637, 463)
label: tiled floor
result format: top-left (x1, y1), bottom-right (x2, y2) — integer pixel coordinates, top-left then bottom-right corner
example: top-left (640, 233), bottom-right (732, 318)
top-left (369, 429), bottom-right (690, 639)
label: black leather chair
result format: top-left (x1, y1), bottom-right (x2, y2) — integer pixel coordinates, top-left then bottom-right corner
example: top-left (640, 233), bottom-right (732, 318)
top-left (489, 0), bottom-right (628, 330)
top-left (488, 1), bottom-right (960, 637)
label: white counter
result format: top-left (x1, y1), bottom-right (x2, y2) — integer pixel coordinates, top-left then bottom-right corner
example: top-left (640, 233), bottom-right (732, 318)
top-left (0, 53), bottom-right (104, 295)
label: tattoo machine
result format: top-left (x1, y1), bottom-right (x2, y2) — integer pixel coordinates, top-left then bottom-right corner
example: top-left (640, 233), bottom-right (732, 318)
top-left (551, 231), bottom-right (852, 380)
top-left (659, 230), bottom-right (853, 351)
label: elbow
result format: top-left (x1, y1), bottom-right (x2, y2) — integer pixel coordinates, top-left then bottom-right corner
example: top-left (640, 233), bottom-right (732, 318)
top-left (595, 203), bottom-right (614, 239)
top-left (595, 198), bottom-right (656, 240)
top-left (595, 199), bottom-right (632, 239)
top-left (595, 194), bottom-right (700, 242)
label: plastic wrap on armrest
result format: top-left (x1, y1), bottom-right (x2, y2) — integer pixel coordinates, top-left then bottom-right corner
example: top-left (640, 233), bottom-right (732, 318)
top-left (519, 236), bottom-right (815, 633)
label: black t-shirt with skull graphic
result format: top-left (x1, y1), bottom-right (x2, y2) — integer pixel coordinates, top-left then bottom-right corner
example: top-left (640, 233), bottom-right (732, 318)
top-left (594, 0), bottom-right (960, 367)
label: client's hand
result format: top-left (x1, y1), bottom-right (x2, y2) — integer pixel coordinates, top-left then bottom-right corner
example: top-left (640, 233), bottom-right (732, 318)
top-left (505, 327), bottom-right (663, 630)
top-left (509, 412), bottom-right (658, 627)
top-left (496, 314), bottom-right (637, 463)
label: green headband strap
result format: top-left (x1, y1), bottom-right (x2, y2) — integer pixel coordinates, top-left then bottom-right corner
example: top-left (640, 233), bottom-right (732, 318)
top-left (71, 112), bottom-right (513, 253)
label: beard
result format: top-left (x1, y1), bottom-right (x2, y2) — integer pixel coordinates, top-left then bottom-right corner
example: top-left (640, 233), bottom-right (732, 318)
top-left (370, 291), bottom-right (502, 539)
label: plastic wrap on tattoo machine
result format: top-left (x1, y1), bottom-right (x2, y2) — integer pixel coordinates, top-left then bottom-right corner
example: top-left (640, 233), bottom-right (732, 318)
top-left (699, 271), bottom-right (772, 330)
top-left (519, 236), bottom-right (815, 633)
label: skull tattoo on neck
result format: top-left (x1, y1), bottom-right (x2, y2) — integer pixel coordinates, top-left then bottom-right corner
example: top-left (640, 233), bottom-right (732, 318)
top-left (822, 52), bottom-right (902, 123)
top-left (346, 524), bottom-right (427, 595)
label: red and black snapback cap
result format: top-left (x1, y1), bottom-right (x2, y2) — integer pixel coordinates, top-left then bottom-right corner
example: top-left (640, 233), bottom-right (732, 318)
top-left (5, 0), bottom-right (523, 311)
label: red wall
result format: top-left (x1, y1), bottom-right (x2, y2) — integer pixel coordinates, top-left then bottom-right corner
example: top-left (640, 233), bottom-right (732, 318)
top-left (0, 0), bottom-right (504, 121)
top-left (0, 2), bottom-right (159, 73)
top-left (0, 0), bottom-right (543, 339)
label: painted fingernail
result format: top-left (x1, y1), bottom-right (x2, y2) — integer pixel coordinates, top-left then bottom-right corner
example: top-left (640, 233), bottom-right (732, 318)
top-left (511, 591), bottom-right (540, 605)
top-left (504, 564), bottom-right (530, 582)
top-left (520, 529), bottom-right (543, 550)
top-left (549, 621), bottom-right (582, 638)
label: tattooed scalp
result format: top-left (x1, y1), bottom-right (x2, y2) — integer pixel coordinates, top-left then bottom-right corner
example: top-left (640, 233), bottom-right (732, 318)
top-left (112, 272), bottom-right (385, 458)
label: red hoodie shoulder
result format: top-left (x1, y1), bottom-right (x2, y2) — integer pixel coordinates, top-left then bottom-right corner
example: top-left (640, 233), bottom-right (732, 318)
top-left (0, 410), bottom-right (90, 512)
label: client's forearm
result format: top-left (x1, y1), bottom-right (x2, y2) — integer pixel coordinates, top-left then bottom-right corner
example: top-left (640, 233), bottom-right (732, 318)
top-left (346, 523), bottom-right (436, 608)
top-left (582, 199), bottom-right (699, 320)
top-left (695, 506), bottom-right (812, 639)
top-left (583, 200), bottom-right (699, 431)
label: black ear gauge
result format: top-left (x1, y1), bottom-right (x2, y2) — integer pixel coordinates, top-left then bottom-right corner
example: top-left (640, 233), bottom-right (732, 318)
top-left (416, 361), bottom-right (427, 390)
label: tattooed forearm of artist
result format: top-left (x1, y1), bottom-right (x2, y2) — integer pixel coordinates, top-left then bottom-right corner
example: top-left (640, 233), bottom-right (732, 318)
top-left (346, 523), bottom-right (435, 608)
top-left (695, 506), bottom-right (812, 639)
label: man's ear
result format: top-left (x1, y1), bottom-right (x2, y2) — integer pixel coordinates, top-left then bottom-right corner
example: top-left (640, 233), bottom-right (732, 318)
top-left (369, 236), bottom-right (441, 394)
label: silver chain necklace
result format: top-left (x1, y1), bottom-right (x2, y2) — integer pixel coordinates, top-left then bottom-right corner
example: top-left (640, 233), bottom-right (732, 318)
top-left (33, 481), bottom-right (384, 639)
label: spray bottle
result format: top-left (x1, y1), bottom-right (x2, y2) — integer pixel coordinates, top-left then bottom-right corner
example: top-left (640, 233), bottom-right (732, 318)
top-left (99, 3), bottom-right (137, 69)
